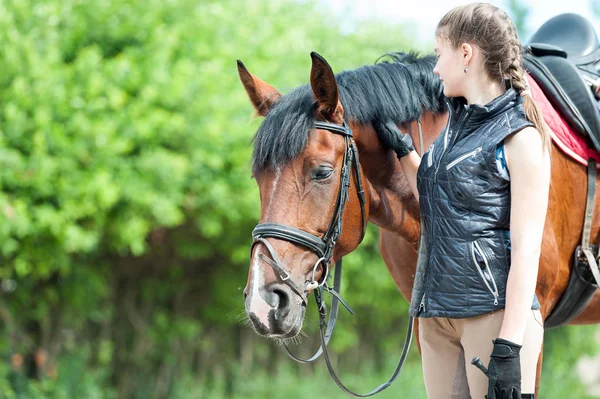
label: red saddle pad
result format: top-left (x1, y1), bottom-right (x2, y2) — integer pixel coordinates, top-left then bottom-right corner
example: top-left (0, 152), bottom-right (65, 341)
top-left (528, 73), bottom-right (600, 167)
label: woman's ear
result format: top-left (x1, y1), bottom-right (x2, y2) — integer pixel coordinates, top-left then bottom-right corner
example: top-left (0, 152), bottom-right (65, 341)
top-left (461, 42), bottom-right (473, 66)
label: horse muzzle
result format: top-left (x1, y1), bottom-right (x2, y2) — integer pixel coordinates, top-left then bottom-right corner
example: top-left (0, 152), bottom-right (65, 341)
top-left (244, 281), bottom-right (306, 338)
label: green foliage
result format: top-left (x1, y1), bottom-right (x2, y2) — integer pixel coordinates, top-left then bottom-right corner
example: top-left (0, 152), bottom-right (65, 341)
top-left (0, 0), bottom-right (423, 396)
top-left (0, 0), bottom-right (597, 397)
top-left (195, 356), bottom-right (427, 399)
top-left (505, 0), bottom-right (531, 39)
top-left (539, 325), bottom-right (600, 399)
top-left (593, 0), bottom-right (600, 19)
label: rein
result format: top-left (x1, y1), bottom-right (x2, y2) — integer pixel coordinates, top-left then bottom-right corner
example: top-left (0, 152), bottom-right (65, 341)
top-left (250, 120), bottom-right (414, 397)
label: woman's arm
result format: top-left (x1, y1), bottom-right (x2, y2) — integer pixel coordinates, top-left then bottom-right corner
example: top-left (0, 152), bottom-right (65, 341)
top-left (400, 151), bottom-right (422, 201)
top-left (372, 121), bottom-right (423, 200)
top-left (499, 126), bottom-right (551, 344)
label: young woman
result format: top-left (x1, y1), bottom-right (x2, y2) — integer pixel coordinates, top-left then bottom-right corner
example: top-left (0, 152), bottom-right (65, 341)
top-left (374, 3), bottom-right (551, 398)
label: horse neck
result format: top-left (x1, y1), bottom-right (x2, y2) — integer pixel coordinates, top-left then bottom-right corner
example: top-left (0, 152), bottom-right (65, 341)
top-left (353, 111), bottom-right (448, 246)
top-left (406, 112), bottom-right (448, 156)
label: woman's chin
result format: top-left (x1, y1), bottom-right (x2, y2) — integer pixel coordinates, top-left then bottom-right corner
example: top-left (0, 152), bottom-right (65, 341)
top-left (442, 85), bottom-right (455, 98)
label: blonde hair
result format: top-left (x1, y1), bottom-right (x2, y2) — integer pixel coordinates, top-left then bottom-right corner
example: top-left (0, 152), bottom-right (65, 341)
top-left (436, 3), bottom-right (551, 151)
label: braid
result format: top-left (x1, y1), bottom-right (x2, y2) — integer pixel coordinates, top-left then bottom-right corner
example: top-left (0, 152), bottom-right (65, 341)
top-left (503, 16), bottom-right (525, 91)
top-left (506, 29), bottom-right (551, 151)
top-left (508, 41), bottom-right (527, 93)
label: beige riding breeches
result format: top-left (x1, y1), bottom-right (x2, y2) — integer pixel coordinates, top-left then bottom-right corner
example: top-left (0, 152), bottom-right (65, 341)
top-left (419, 309), bottom-right (544, 399)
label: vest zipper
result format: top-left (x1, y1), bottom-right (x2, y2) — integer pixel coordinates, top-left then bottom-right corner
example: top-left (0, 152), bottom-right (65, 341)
top-left (445, 146), bottom-right (482, 170)
top-left (471, 241), bottom-right (500, 305)
top-left (433, 114), bottom-right (452, 184)
top-left (427, 144), bottom-right (435, 168)
top-left (434, 106), bottom-right (472, 183)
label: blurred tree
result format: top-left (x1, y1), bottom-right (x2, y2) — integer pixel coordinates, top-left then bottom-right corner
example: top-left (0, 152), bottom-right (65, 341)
top-left (0, 0), bottom-right (420, 397)
top-left (593, 0), bottom-right (600, 17)
top-left (506, 0), bottom-right (531, 39)
top-left (0, 0), bottom-right (596, 397)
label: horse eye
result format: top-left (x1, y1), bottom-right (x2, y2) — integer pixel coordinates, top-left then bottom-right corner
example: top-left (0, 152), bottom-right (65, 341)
top-left (311, 166), bottom-right (334, 180)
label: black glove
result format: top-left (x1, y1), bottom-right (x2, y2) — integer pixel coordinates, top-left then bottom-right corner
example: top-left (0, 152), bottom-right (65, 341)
top-left (372, 120), bottom-right (415, 159)
top-left (486, 338), bottom-right (522, 399)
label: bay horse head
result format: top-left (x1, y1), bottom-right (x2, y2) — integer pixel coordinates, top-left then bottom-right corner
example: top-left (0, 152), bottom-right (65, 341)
top-left (238, 51), bottom-right (446, 339)
top-left (239, 53), bottom-right (370, 338)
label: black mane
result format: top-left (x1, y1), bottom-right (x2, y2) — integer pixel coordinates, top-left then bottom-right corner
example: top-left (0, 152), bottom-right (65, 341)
top-left (252, 51), bottom-right (445, 171)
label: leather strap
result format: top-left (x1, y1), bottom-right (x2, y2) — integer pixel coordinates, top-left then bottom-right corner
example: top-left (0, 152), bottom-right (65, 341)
top-left (252, 224), bottom-right (327, 258)
top-left (315, 121), bottom-right (353, 137)
top-left (319, 315), bottom-right (414, 397)
top-left (581, 159), bottom-right (600, 286)
top-left (254, 237), bottom-right (307, 302)
top-left (417, 118), bottom-right (424, 156)
top-left (350, 142), bottom-right (368, 239)
top-left (283, 259), bottom-right (346, 363)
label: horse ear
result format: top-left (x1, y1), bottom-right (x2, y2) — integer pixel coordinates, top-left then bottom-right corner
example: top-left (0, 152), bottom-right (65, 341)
top-left (237, 60), bottom-right (281, 117)
top-left (310, 52), bottom-right (343, 123)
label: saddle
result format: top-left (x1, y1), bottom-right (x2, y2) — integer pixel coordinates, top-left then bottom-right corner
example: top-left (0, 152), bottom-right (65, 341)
top-left (525, 14), bottom-right (600, 329)
top-left (524, 13), bottom-right (600, 155)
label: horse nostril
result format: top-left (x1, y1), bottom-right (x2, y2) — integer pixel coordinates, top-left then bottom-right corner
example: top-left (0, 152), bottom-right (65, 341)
top-left (273, 288), bottom-right (289, 311)
top-left (263, 287), bottom-right (290, 310)
top-left (263, 289), bottom-right (279, 308)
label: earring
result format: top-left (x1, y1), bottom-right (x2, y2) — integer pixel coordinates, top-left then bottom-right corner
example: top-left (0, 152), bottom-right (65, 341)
top-left (464, 66), bottom-right (468, 73)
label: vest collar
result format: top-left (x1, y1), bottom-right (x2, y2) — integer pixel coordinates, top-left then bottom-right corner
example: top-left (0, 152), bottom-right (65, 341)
top-left (446, 88), bottom-right (523, 138)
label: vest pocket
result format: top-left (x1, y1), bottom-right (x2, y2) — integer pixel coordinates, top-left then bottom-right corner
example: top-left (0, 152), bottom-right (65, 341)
top-left (445, 146), bottom-right (483, 170)
top-left (443, 145), bottom-right (489, 203)
top-left (471, 240), bottom-right (500, 305)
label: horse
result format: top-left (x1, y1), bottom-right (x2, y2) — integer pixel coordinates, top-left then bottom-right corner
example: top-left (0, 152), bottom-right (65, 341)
top-left (238, 50), bottom-right (600, 396)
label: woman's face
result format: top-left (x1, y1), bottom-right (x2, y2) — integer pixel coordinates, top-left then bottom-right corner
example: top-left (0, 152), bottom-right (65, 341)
top-left (433, 37), bottom-right (467, 98)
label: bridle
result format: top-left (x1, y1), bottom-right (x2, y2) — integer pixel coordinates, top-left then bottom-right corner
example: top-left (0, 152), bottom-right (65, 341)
top-left (250, 119), bottom-right (414, 397)
top-left (251, 120), bottom-right (366, 303)
top-left (250, 120), bottom-right (364, 360)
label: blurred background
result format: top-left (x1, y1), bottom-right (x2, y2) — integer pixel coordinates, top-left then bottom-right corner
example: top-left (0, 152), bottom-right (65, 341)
top-left (0, 0), bottom-right (599, 398)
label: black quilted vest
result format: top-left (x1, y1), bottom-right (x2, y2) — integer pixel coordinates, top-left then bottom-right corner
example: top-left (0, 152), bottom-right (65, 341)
top-left (409, 88), bottom-right (542, 318)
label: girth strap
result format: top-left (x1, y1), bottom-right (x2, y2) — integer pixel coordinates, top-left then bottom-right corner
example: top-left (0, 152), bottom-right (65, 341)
top-left (581, 159), bottom-right (600, 286)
